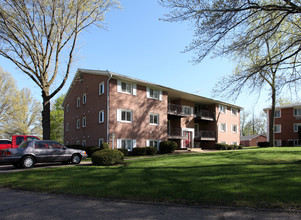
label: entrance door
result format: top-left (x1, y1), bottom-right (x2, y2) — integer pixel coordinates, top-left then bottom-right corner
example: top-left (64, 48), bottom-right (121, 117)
top-left (183, 131), bottom-right (193, 148)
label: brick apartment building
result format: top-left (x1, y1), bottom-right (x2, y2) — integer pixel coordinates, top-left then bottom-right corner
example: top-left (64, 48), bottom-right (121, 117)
top-left (264, 103), bottom-right (301, 146)
top-left (63, 69), bottom-right (241, 150)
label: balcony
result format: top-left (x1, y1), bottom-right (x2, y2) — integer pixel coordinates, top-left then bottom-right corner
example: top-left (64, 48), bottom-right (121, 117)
top-left (195, 110), bottom-right (215, 121)
top-left (168, 128), bottom-right (186, 139)
top-left (168, 104), bottom-right (193, 117)
top-left (195, 130), bottom-right (216, 141)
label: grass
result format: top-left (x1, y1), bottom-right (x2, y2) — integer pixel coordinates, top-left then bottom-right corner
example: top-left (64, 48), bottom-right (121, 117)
top-left (1, 147), bottom-right (301, 209)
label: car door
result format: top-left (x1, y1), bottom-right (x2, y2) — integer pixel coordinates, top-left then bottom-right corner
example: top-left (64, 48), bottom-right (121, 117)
top-left (34, 141), bottom-right (53, 162)
top-left (48, 141), bottom-right (70, 162)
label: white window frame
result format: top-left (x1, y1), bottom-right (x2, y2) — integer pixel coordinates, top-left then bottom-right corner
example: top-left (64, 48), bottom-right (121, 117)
top-left (146, 87), bottom-right (162, 100)
top-left (275, 109), bottom-right (281, 118)
top-left (98, 138), bottom-right (104, 147)
top-left (117, 80), bottom-right (137, 95)
top-left (275, 140), bottom-right (281, 147)
top-left (231, 124), bottom-right (238, 133)
top-left (77, 97), bottom-right (80, 107)
top-left (294, 139), bottom-right (301, 146)
top-left (293, 123), bottom-right (301, 132)
top-left (82, 116), bottom-right (86, 128)
top-left (232, 142), bottom-right (238, 145)
top-left (76, 140), bottom-right (80, 145)
top-left (99, 81), bottom-right (105, 95)
top-left (117, 139), bottom-right (136, 151)
top-left (82, 139), bottom-right (86, 146)
top-left (117, 109), bottom-right (132, 123)
top-left (149, 113), bottom-right (159, 125)
top-left (274, 124), bottom-right (281, 133)
top-left (76, 119), bottom-right (80, 129)
top-left (83, 93), bottom-right (87, 104)
top-left (219, 105), bottom-right (226, 114)
top-left (66, 122), bottom-right (69, 131)
top-left (66, 104), bottom-right (69, 113)
top-left (294, 108), bottom-right (301, 116)
top-left (194, 123), bottom-right (200, 137)
top-left (99, 110), bottom-right (104, 123)
top-left (146, 139), bottom-right (160, 149)
top-left (231, 108), bottom-right (238, 116)
top-left (182, 106), bottom-right (193, 115)
top-left (219, 123), bottom-right (227, 132)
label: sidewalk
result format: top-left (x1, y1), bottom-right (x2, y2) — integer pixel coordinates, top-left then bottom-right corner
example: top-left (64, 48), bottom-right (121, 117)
top-left (0, 187), bottom-right (300, 220)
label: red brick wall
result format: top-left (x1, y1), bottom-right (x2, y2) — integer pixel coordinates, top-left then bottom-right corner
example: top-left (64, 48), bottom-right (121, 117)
top-left (240, 135), bottom-right (267, 146)
top-left (64, 73), bottom-right (108, 146)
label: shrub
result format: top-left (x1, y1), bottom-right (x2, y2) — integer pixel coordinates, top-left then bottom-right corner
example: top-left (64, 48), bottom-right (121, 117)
top-left (238, 145), bottom-right (243, 149)
top-left (117, 148), bottom-right (129, 156)
top-left (132, 147), bottom-right (147, 156)
top-left (258, 142), bottom-right (270, 148)
top-left (159, 141), bottom-right (177, 154)
top-left (91, 149), bottom-right (124, 166)
top-left (85, 146), bottom-right (101, 158)
top-left (215, 143), bottom-right (228, 150)
top-left (146, 146), bottom-right (157, 155)
top-left (100, 142), bottom-right (109, 150)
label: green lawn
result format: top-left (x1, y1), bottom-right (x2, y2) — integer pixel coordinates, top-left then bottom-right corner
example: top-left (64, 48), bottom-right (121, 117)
top-left (1, 147), bottom-right (301, 209)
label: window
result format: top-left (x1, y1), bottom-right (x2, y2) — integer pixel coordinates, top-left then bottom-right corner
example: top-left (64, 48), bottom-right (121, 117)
top-left (83, 93), bottom-right (87, 104)
top-left (77, 97), bottom-right (80, 107)
top-left (232, 142), bottom-right (238, 145)
top-left (66, 104), bottom-right (69, 113)
top-left (76, 119), bottom-right (80, 129)
top-left (275, 140), bottom-right (281, 147)
top-left (293, 123), bottom-right (301, 132)
top-left (98, 138), bottom-right (104, 147)
top-left (117, 80), bottom-right (136, 95)
top-left (219, 105), bottom-right (226, 113)
top-left (231, 124), bottom-right (238, 133)
top-left (76, 140), bottom-right (80, 145)
top-left (117, 139), bottom-right (136, 151)
top-left (117, 109), bottom-right (132, 123)
top-left (275, 110), bottom-right (281, 118)
top-left (231, 108), bottom-right (238, 116)
top-left (16, 136), bottom-right (25, 145)
top-left (150, 113), bottom-right (159, 125)
top-left (294, 108), bottom-right (301, 116)
top-left (82, 140), bottom-right (86, 146)
top-left (147, 140), bottom-right (160, 149)
top-left (147, 87), bottom-right (161, 100)
top-left (66, 122), bottom-right (69, 131)
top-left (82, 116), bottom-right (86, 128)
top-left (182, 106), bottom-right (193, 115)
top-left (294, 139), bottom-right (300, 146)
top-left (219, 123), bottom-right (227, 132)
top-left (274, 124), bottom-right (281, 133)
top-left (99, 110), bottom-right (104, 123)
top-left (99, 82), bottom-right (105, 95)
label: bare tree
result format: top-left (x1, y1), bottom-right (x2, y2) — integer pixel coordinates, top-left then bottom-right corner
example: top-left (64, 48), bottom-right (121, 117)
top-left (0, 0), bottom-right (120, 139)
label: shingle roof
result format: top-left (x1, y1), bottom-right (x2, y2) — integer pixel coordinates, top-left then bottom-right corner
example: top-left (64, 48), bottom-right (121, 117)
top-left (241, 134), bottom-right (266, 141)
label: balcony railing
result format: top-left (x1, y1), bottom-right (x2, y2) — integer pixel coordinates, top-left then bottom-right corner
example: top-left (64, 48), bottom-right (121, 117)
top-left (195, 130), bottom-right (216, 141)
top-left (194, 110), bottom-right (215, 121)
top-left (167, 128), bottom-right (185, 139)
top-left (168, 104), bottom-right (187, 116)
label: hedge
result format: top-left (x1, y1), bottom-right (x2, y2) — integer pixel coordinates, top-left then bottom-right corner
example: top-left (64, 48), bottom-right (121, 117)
top-left (159, 141), bottom-right (177, 154)
top-left (258, 142), bottom-right (270, 148)
top-left (100, 142), bottom-right (109, 150)
top-left (215, 143), bottom-right (243, 150)
top-left (91, 149), bottom-right (124, 166)
top-left (132, 147), bottom-right (158, 156)
top-left (117, 148), bottom-right (129, 156)
top-left (66, 145), bottom-right (100, 157)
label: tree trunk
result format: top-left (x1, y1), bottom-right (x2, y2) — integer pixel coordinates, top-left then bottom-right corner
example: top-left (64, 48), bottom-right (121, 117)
top-left (42, 90), bottom-right (51, 140)
top-left (269, 88), bottom-right (276, 147)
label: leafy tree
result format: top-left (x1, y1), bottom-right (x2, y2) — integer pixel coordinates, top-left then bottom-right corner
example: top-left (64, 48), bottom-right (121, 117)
top-left (0, 67), bottom-right (19, 138)
top-left (5, 88), bottom-right (42, 138)
top-left (50, 94), bottom-right (64, 143)
top-left (241, 111), bottom-right (266, 136)
top-left (0, 0), bottom-right (120, 139)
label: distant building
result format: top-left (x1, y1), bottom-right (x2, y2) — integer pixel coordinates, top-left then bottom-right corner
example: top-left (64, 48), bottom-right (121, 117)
top-left (240, 134), bottom-right (267, 147)
top-left (264, 103), bottom-right (301, 146)
top-left (63, 69), bottom-right (242, 150)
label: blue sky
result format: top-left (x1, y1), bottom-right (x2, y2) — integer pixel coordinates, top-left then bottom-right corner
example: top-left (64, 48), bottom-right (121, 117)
top-left (0, 0), bottom-right (297, 116)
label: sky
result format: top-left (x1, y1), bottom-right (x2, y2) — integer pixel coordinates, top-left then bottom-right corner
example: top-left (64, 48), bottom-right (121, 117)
top-left (0, 0), bottom-right (299, 116)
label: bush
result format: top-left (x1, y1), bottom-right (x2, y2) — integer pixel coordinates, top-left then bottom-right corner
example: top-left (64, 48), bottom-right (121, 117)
top-left (100, 142), bottom-right (109, 150)
top-left (238, 145), bottom-right (243, 149)
top-left (117, 148), bottom-right (129, 156)
top-left (66, 145), bottom-right (100, 157)
top-left (146, 147), bottom-right (157, 155)
top-left (258, 142), bottom-right (270, 148)
top-left (91, 149), bottom-right (124, 166)
top-left (215, 143), bottom-right (228, 150)
top-left (159, 141), bottom-right (177, 154)
top-left (132, 147), bottom-right (147, 156)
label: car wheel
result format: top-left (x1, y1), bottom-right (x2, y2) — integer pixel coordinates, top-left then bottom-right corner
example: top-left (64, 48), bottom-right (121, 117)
top-left (71, 154), bottom-right (81, 164)
top-left (21, 156), bottom-right (35, 168)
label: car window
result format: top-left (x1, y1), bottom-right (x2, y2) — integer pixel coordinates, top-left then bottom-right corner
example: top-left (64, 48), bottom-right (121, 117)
top-left (35, 142), bottom-right (49, 149)
top-left (0, 140), bottom-right (11, 144)
top-left (49, 142), bottom-right (64, 149)
top-left (27, 136), bottom-right (39, 141)
top-left (16, 137), bottom-right (25, 145)
top-left (18, 141), bottom-right (28, 148)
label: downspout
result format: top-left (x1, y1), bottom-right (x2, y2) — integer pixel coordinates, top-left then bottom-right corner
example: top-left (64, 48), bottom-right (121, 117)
top-left (107, 71), bottom-right (113, 146)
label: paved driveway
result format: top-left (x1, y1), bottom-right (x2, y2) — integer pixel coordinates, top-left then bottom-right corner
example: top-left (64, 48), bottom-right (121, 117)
top-left (0, 187), bottom-right (301, 220)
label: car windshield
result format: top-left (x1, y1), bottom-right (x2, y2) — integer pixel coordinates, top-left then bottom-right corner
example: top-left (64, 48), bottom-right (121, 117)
top-left (18, 141), bottom-right (29, 148)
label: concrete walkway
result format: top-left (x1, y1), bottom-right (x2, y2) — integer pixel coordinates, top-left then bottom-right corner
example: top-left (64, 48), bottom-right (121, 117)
top-left (0, 187), bottom-right (300, 220)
